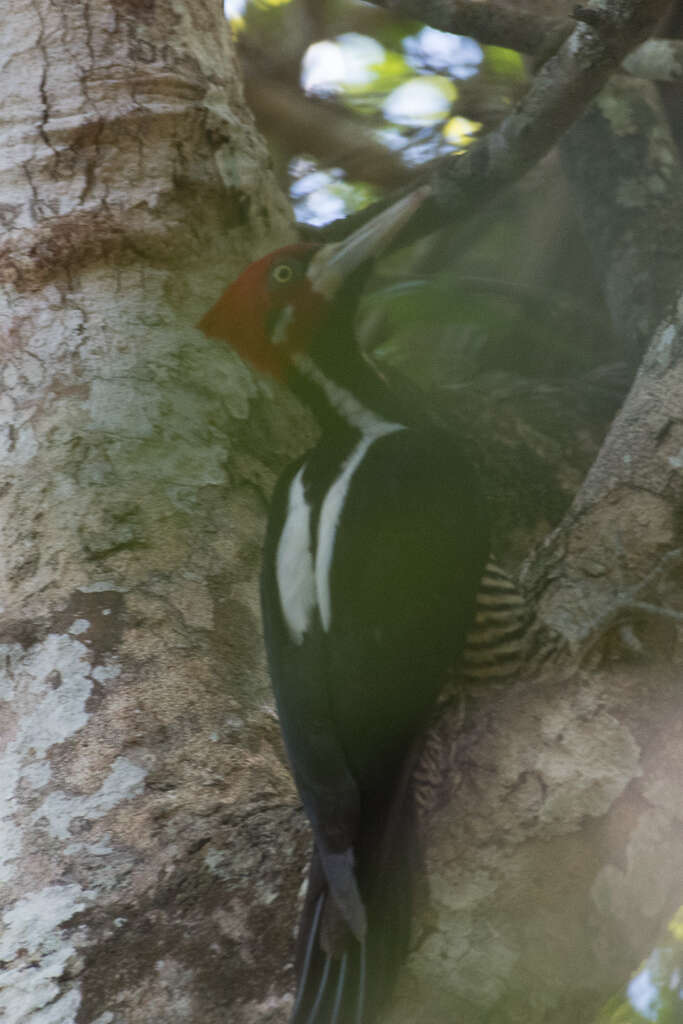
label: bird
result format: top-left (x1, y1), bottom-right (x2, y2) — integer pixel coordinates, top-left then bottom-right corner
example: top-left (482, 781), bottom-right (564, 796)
top-left (198, 189), bottom-right (507, 1023)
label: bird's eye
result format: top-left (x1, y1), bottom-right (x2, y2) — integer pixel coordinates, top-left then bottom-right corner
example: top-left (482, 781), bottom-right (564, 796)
top-left (272, 263), bottom-right (294, 285)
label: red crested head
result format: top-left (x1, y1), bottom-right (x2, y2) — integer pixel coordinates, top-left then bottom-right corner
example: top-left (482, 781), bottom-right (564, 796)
top-left (198, 187), bottom-right (430, 378)
top-left (197, 243), bottom-right (321, 377)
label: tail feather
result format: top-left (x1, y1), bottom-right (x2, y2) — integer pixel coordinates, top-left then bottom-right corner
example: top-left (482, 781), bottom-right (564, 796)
top-left (292, 924), bottom-right (365, 1024)
top-left (305, 955), bottom-right (333, 1024)
top-left (290, 745), bottom-right (421, 1024)
top-left (356, 941), bottom-right (366, 1024)
top-left (329, 953), bottom-right (348, 1024)
top-left (292, 893), bottom-right (325, 1022)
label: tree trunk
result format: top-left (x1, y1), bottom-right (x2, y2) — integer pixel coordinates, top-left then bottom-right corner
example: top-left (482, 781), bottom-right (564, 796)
top-left (1, 3), bottom-right (682, 1024)
top-left (0, 3), bottom-right (305, 1022)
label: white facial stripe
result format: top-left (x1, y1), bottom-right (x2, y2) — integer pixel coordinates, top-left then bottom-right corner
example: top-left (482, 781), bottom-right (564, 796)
top-left (271, 304), bottom-right (294, 346)
top-left (276, 467), bottom-right (316, 644)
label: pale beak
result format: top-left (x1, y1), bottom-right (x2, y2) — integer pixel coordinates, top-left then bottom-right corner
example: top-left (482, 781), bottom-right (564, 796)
top-left (306, 185), bottom-right (430, 300)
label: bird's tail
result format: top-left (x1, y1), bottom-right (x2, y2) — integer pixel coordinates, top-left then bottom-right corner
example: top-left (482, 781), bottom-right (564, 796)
top-left (290, 758), bottom-right (420, 1024)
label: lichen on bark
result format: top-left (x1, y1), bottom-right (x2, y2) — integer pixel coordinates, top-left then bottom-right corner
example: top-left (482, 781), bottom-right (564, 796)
top-left (0, 2), bottom-right (304, 1022)
top-left (1, 1), bottom-right (682, 1023)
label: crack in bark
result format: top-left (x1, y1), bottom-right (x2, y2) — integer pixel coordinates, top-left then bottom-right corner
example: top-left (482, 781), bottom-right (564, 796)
top-left (32, 0), bottom-right (58, 160)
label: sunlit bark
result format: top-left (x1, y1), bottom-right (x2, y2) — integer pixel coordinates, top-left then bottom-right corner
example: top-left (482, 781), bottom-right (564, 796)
top-left (1, 2), bottom-right (681, 1023)
top-left (0, 2), bottom-right (303, 1022)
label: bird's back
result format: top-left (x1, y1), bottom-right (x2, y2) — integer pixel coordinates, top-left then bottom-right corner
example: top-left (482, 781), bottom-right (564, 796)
top-left (261, 422), bottom-right (489, 1023)
top-left (318, 425), bottom-right (489, 785)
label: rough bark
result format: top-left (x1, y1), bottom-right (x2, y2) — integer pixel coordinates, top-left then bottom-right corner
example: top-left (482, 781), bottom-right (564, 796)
top-left (0, 2), bottom-right (307, 1022)
top-left (560, 76), bottom-right (683, 359)
top-left (385, 293), bottom-right (683, 1024)
top-left (1, 3), bottom-right (682, 1024)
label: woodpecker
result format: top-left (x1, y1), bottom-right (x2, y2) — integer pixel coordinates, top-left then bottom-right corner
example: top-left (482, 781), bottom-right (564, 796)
top-left (199, 190), bottom-right (495, 1023)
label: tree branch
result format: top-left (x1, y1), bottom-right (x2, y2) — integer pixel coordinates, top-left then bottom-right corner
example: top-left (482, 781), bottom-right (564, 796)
top-left (371, 0), bottom-right (683, 80)
top-left (559, 76), bottom-right (683, 361)
top-left (371, 0), bottom-right (569, 54)
top-left (244, 74), bottom-right (416, 189)
top-left (384, 84), bottom-right (683, 1021)
top-left (524, 70), bottom-right (683, 654)
top-left (425, 0), bottom-right (672, 225)
top-left (529, 283), bottom-right (683, 668)
top-left (322, 0), bottom-right (671, 245)
top-left (375, 9), bottom-right (683, 1023)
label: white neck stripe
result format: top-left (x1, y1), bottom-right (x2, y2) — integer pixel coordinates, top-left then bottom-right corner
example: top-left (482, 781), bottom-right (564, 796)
top-left (276, 354), bottom-right (405, 642)
top-left (291, 353), bottom-right (400, 435)
top-left (315, 423), bottom-right (402, 632)
top-left (275, 467), bottom-right (316, 643)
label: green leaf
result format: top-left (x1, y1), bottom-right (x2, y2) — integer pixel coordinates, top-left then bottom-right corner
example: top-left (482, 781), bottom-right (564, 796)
top-left (483, 45), bottom-right (526, 80)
